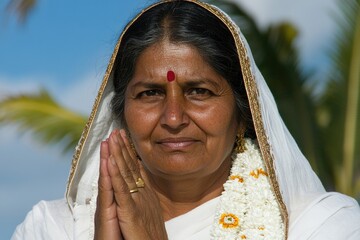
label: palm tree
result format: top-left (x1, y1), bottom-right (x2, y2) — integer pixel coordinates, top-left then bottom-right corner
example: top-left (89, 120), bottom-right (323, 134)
top-left (317, 0), bottom-right (360, 197)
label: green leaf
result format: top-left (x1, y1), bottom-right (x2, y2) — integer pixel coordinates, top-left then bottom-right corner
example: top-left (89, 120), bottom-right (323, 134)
top-left (0, 89), bottom-right (87, 153)
top-left (319, 0), bottom-right (360, 196)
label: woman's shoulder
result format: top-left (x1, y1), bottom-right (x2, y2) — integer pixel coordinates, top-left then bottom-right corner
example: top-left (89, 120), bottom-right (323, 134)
top-left (289, 192), bottom-right (360, 239)
top-left (12, 198), bottom-right (73, 240)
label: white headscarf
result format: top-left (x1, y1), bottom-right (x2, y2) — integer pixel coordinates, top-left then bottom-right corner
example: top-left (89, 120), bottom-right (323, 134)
top-left (64, 0), bottom-right (360, 239)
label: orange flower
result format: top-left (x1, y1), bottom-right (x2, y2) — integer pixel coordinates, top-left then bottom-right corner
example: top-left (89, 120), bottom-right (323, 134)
top-left (240, 235), bottom-right (247, 239)
top-left (250, 168), bottom-right (268, 179)
top-left (258, 226), bottom-right (265, 230)
top-left (230, 175), bottom-right (244, 183)
top-left (219, 213), bottom-right (239, 228)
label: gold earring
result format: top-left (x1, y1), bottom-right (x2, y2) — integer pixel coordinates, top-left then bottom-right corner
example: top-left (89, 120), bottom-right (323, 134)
top-left (235, 127), bottom-right (246, 153)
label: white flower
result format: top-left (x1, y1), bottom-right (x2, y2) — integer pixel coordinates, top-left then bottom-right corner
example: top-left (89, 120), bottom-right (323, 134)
top-left (210, 139), bottom-right (285, 239)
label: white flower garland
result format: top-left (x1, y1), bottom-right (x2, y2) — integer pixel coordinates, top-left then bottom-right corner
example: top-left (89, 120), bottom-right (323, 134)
top-left (211, 138), bottom-right (285, 239)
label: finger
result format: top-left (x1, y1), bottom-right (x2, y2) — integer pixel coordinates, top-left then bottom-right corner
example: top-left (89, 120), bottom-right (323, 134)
top-left (108, 130), bottom-right (137, 190)
top-left (120, 129), bottom-right (137, 160)
top-left (107, 150), bottom-right (137, 208)
top-left (108, 130), bottom-right (136, 192)
top-left (119, 129), bottom-right (141, 178)
top-left (95, 140), bottom-right (122, 240)
top-left (98, 141), bottom-right (113, 208)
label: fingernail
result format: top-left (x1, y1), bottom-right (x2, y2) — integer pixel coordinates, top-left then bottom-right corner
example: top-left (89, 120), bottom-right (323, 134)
top-left (119, 129), bottom-right (127, 139)
top-left (112, 131), bottom-right (118, 143)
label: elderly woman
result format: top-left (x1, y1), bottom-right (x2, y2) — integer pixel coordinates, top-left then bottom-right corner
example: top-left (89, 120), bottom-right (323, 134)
top-left (13, 0), bottom-right (360, 239)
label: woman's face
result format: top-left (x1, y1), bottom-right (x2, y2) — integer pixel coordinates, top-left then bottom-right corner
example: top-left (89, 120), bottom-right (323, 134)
top-left (124, 40), bottom-right (239, 180)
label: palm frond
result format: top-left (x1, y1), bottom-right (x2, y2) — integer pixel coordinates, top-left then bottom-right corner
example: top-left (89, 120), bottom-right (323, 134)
top-left (6, 0), bottom-right (37, 22)
top-left (0, 89), bottom-right (87, 153)
top-left (319, 0), bottom-right (360, 196)
top-left (342, 0), bottom-right (360, 196)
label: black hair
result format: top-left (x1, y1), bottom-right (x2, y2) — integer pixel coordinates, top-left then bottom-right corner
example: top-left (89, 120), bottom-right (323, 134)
top-left (111, 1), bottom-right (255, 138)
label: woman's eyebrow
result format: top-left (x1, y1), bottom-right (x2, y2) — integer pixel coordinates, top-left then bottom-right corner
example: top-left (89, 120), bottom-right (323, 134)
top-left (130, 78), bottom-right (222, 89)
top-left (130, 81), bottom-right (165, 89)
top-left (183, 79), bottom-right (222, 89)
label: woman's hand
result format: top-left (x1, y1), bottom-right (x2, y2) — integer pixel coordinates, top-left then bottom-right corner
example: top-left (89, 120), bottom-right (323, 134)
top-left (95, 129), bottom-right (168, 240)
top-left (94, 139), bottom-right (123, 239)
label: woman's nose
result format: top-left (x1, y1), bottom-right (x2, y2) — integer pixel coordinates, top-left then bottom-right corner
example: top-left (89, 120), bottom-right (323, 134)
top-left (160, 93), bottom-right (189, 131)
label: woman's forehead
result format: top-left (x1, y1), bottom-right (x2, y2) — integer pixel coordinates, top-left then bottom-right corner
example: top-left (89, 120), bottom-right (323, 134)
top-left (129, 41), bottom-right (227, 86)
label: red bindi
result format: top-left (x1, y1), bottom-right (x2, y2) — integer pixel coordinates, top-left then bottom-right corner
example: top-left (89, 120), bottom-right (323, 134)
top-left (167, 70), bottom-right (175, 82)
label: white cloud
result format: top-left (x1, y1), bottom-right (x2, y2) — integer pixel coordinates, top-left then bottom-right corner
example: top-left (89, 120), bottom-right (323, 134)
top-left (0, 75), bottom-right (46, 99)
top-left (60, 71), bottom-right (103, 116)
top-left (0, 68), bottom-right (102, 115)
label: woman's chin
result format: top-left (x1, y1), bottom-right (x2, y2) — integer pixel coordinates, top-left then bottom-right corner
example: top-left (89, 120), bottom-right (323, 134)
top-left (144, 157), bottom-right (206, 178)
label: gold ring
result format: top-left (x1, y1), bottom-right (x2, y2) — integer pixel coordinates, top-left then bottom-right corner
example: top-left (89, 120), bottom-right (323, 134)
top-left (129, 188), bottom-right (138, 193)
top-left (136, 177), bottom-right (145, 188)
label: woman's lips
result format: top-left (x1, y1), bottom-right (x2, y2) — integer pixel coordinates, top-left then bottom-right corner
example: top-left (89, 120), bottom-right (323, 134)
top-left (156, 138), bottom-right (199, 150)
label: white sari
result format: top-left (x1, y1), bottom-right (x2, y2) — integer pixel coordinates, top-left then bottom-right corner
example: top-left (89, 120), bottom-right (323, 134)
top-left (12, 0), bottom-right (360, 239)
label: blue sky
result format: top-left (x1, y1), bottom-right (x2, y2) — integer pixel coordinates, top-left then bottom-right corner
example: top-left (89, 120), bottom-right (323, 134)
top-left (0, 0), bottom-right (337, 239)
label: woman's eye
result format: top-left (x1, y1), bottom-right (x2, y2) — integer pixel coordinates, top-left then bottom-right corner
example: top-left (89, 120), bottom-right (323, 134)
top-left (186, 88), bottom-right (214, 100)
top-left (137, 89), bottom-right (163, 98)
top-left (188, 88), bottom-right (211, 95)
